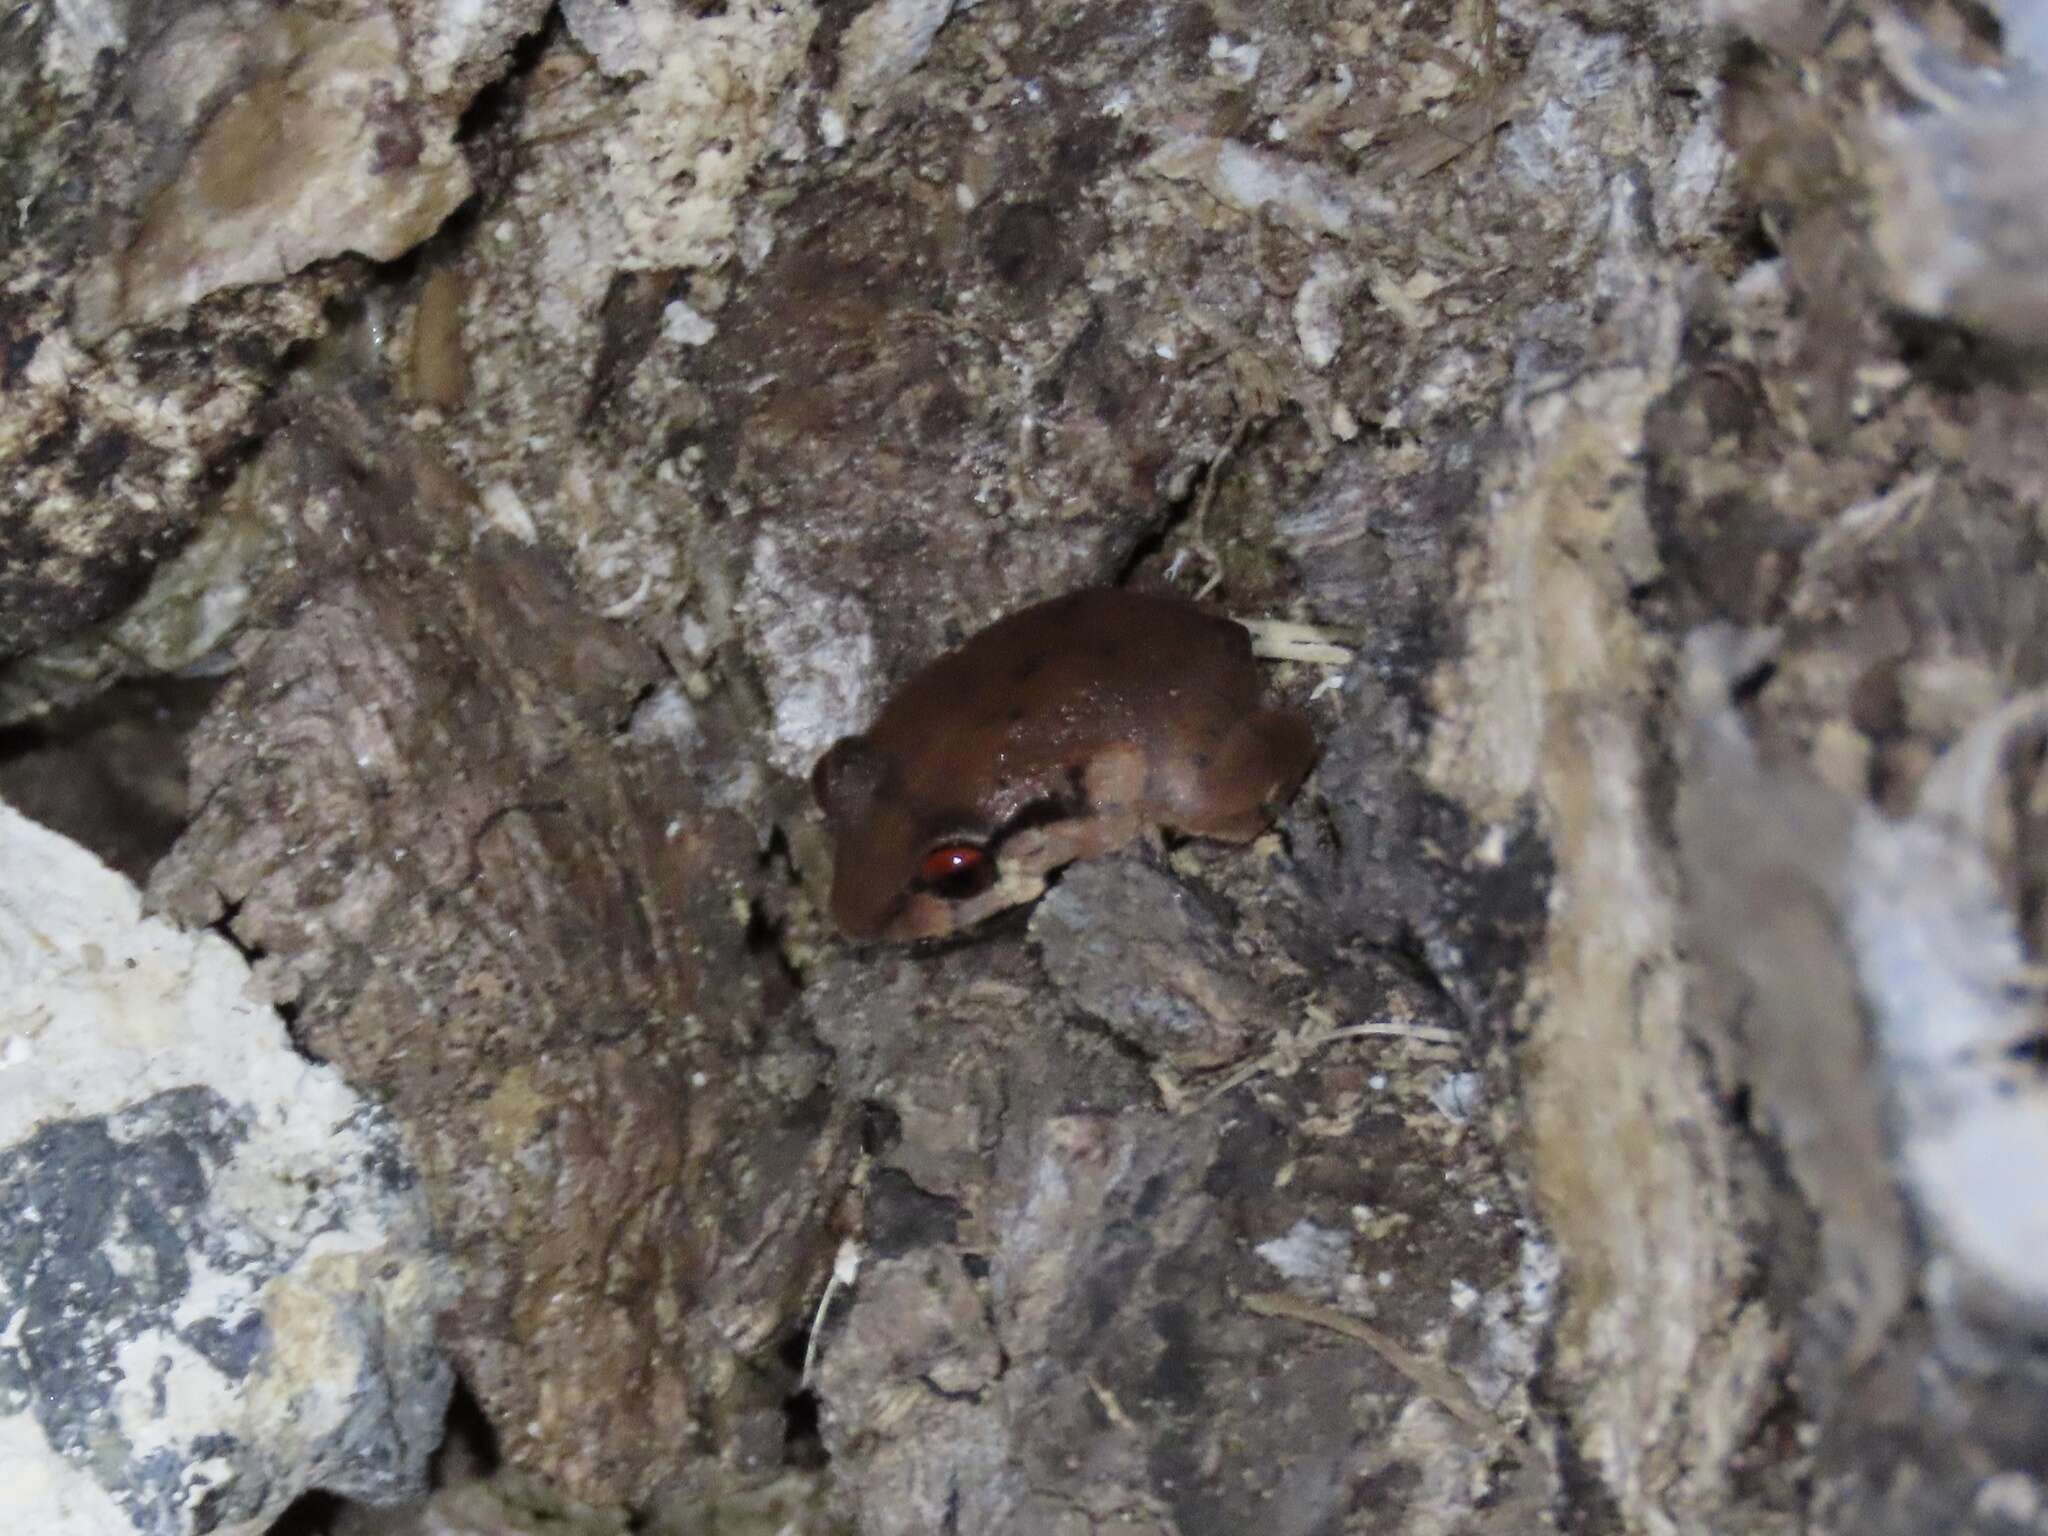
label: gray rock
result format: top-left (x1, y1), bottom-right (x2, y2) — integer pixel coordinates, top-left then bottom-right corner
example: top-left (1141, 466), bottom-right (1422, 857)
top-left (1847, 693), bottom-right (2048, 1346)
top-left (1867, 11), bottom-right (2048, 347)
top-left (0, 801), bottom-right (451, 1536)
top-left (1029, 855), bottom-right (1271, 1068)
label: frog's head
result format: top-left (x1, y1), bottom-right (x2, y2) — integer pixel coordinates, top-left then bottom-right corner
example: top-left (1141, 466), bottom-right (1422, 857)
top-left (811, 734), bottom-right (1114, 942)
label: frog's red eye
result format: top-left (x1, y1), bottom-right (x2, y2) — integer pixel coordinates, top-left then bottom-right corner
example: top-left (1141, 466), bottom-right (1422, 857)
top-left (918, 843), bottom-right (995, 899)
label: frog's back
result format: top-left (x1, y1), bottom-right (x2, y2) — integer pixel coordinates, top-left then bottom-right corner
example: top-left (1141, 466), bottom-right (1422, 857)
top-left (865, 588), bottom-right (1259, 790)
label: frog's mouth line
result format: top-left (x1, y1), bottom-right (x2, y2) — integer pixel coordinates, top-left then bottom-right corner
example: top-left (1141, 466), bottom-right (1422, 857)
top-left (853, 782), bottom-right (1089, 947)
top-left (849, 765), bottom-right (1127, 944)
top-left (897, 899), bottom-right (1040, 956)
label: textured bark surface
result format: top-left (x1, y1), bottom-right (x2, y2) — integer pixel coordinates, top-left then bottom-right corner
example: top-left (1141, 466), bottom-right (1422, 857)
top-left (144, 396), bottom-right (852, 1506)
top-left (4, 0), bottom-right (2048, 1532)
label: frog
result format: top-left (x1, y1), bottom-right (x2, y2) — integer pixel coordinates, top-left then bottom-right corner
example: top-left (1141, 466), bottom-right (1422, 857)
top-left (812, 587), bottom-right (1318, 942)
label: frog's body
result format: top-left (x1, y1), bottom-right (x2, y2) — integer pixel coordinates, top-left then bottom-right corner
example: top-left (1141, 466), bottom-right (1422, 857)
top-left (813, 588), bottom-right (1317, 941)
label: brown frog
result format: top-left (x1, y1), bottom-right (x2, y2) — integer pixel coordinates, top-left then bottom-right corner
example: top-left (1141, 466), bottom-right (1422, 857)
top-left (812, 588), bottom-right (1317, 941)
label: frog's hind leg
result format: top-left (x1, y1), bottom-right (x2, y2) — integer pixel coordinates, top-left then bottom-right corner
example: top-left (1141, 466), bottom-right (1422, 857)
top-left (1160, 708), bottom-right (1318, 843)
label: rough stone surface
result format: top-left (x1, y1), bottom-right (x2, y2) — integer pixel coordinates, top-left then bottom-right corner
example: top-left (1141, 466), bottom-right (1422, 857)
top-left (74, 7), bottom-right (473, 338)
top-left (0, 0), bottom-right (533, 693)
top-left (1420, 182), bottom-right (1763, 1532)
top-left (1029, 853), bottom-right (1276, 1068)
top-left (1865, 10), bottom-right (2048, 348)
top-left (0, 678), bottom-right (218, 884)
top-left (1640, 6), bottom-right (2048, 1525)
top-left (1848, 694), bottom-right (2048, 1341)
top-left (1676, 630), bottom-right (1910, 1375)
top-left (146, 393), bottom-right (853, 1508)
top-left (0, 801), bottom-right (449, 1536)
top-left (805, 940), bottom-right (1544, 1536)
top-left (319, 1462), bottom-right (852, 1536)
top-left (9, 0), bottom-right (2048, 1529)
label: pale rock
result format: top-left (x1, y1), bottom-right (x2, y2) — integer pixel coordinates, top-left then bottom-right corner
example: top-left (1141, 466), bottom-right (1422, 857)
top-left (1293, 254), bottom-right (1356, 370)
top-left (1846, 693), bottom-right (2048, 1341)
top-left (557, 0), bottom-right (817, 274)
top-left (736, 532), bottom-right (880, 780)
top-left (832, 0), bottom-right (960, 116)
top-left (1147, 131), bottom-right (1390, 239)
top-left (77, 10), bottom-right (473, 337)
top-left (1255, 1219), bottom-right (1354, 1288)
top-left (0, 803), bottom-right (451, 1536)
